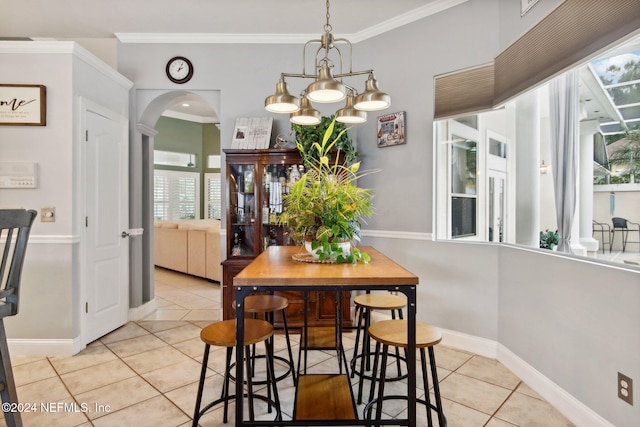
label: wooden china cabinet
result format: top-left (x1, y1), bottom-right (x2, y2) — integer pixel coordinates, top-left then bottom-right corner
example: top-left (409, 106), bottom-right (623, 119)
top-left (221, 148), bottom-right (351, 328)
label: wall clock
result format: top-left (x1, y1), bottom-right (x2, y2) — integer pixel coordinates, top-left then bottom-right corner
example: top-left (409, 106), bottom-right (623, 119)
top-left (166, 56), bottom-right (194, 84)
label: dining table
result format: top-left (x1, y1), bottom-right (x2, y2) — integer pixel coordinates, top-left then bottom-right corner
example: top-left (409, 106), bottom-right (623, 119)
top-left (233, 245), bottom-right (419, 426)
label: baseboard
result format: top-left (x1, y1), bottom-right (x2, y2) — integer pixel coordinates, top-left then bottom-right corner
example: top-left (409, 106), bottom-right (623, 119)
top-left (439, 328), bottom-right (498, 359)
top-left (364, 323), bottom-right (612, 427)
top-left (8, 337), bottom-right (82, 357)
top-left (497, 344), bottom-right (615, 427)
top-left (128, 299), bottom-right (157, 321)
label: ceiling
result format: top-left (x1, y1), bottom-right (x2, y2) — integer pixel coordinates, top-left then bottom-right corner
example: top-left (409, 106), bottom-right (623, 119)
top-left (0, 0), bottom-right (449, 39)
top-left (2, 0), bottom-right (635, 131)
top-left (0, 0), bottom-right (456, 122)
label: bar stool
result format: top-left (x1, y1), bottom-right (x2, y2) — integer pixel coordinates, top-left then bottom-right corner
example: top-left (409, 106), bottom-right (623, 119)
top-left (351, 293), bottom-right (407, 404)
top-left (192, 319), bottom-right (281, 426)
top-left (243, 294), bottom-right (296, 386)
top-left (364, 320), bottom-right (446, 427)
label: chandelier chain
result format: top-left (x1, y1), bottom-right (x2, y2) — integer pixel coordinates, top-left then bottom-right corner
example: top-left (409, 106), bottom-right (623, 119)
top-left (324, 0), bottom-right (332, 33)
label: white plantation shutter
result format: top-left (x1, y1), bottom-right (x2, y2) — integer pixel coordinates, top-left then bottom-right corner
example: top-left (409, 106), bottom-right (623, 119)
top-left (205, 173), bottom-right (222, 220)
top-left (154, 174), bottom-right (169, 220)
top-left (154, 170), bottom-right (200, 220)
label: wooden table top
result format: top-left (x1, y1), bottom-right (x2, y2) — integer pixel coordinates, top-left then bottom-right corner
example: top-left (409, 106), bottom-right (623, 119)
top-left (234, 246), bottom-right (419, 287)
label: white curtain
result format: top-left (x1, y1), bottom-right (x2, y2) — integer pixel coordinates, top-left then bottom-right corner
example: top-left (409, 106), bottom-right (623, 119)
top-left (549, 70), bottom-right (579, 253)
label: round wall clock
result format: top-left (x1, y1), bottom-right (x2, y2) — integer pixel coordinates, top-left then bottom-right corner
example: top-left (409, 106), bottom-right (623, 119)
top-left (166, 56), bottom-right (194, 84)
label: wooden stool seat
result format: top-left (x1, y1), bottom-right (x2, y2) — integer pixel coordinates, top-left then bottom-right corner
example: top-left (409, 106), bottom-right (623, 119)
top-left (354, 293), bottom-right (407, 310)
top-left (368, 320), bottom-right (442, 348)
top-left (201, 319), bottom-right (273, 347)
top-left (244, 294), bottom-right (289, 313)
top-left (365, 319), bottom-right (446, 427)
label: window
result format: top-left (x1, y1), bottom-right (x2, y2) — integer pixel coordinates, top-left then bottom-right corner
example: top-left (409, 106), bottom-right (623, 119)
top-left (154, 150), bottom-right (196, 168)
top-left (153, 170), bottom-right (200, 220)
top-left (205, 173), bottom-right (222, 220)
top-left (435, 114), bottom-right (510, 242)
top-left (451, 137), bottom-right (477, 238)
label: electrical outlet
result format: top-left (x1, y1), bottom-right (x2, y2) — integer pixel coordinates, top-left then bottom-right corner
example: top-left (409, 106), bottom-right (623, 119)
top-left (618, 372), bottom-right (633, 405)
top-left (41, 207), bottom-right (55, 223)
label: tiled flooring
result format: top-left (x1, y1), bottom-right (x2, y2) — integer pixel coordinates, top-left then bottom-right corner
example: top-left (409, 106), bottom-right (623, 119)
top-left (4, 268), bottom-right (575, 427)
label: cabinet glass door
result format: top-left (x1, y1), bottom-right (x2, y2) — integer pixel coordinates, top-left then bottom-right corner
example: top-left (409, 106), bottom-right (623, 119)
top-left (229, 163), bottom-right (257, 257)
top-left (260, 162), bottom-right (303, 250)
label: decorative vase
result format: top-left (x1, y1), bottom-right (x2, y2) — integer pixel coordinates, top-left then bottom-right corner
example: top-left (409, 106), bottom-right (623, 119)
top-left (304, 240), bottom-right (320, 258)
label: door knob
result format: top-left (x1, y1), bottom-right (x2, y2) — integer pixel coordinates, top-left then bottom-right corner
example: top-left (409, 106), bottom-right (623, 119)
top-left (121, 231), bottom-right (130, 238)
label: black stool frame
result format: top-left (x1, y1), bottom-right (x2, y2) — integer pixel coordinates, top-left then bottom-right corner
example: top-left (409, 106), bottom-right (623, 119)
top-left (192, 340), bottom-right (282, 425)
top-left (364, 341), bottom-right (446, 427)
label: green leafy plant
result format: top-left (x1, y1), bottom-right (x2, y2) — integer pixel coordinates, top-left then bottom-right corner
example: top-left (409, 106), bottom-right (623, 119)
top-left (607, 129), bottom-right (640, 182)
top-left (291, 115), bottom-right (358, 168)
top-left (539, 229), bottom-right (559, 250)
top-left (279, 118), bottom-right (377, 263)
top-left (309, 236), bottom-right (372, 264)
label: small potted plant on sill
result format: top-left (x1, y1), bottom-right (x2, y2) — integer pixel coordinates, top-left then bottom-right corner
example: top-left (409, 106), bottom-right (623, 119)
top-left (279, 118), bottom-right (376, 264)
top-left (539, 229), bottom-right (559, 250)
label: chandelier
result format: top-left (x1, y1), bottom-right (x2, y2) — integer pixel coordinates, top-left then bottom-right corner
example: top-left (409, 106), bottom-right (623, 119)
top-left (264, 0), bottom-right (391, 125)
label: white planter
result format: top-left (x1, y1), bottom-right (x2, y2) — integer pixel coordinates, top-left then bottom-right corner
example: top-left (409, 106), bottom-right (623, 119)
top-left (305, 240), bottom-right (351, 258)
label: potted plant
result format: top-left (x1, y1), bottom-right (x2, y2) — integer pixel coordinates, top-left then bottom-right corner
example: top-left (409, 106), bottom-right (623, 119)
top-left (539, 229), bottom-right (559, 250)
top-left (291, 115), bottom-right (358, 169)
top-left (280, 118), bottom-right (376, 263)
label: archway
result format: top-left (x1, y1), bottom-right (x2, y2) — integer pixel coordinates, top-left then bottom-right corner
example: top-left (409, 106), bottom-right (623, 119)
top-left (130, 89), bottom-right (221, 318)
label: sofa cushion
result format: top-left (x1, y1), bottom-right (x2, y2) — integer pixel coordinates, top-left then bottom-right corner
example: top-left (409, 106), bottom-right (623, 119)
top-left (177, 219), bottom-right (221, 232)
top-left (155, 221), bottom-right (179, 229)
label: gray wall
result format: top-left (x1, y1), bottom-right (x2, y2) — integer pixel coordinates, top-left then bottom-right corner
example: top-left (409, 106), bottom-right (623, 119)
top-left (116, 1), bottom-right (639, 425)
top-left (498, 246), bottom-right (639, 427)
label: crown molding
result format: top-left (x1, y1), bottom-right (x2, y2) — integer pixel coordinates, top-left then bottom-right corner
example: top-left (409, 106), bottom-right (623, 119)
top-left (350, 0), bottom-right (468, 43)
top-left (0, 40), bottom-right (132, 89)
top-left (116, 0), bottom-right (467, 44)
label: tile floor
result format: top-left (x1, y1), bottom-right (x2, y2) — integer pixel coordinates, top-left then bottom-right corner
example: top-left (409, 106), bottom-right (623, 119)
top-left (3, 268), bottom-right (576, 427)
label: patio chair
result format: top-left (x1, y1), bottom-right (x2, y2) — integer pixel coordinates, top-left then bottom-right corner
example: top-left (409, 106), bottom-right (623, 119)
top-left (592, 220), bottom-right (611, 254)
top-left (0, 209), bottom-right (37, 427)
top-left (610, 217), bottom-right (640, 252)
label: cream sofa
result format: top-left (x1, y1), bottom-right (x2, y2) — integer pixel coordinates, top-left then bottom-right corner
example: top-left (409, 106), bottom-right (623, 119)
top-left (154, 219), bottom-right (222, 282)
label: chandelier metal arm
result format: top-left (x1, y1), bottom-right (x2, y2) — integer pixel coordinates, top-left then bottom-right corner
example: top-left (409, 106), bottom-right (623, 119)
top-left (302, 39), bottom-right (322, 76)
top-left (331, 37), bottom-right (353, 75)
top-left (279, 69), bottom-right (373, 81)
top-left (264, 0), bottom-right (390, 123)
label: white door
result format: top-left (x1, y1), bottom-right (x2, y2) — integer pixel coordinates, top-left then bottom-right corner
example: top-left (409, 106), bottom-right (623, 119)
top-left (84, 101), bottom-right (129, 344)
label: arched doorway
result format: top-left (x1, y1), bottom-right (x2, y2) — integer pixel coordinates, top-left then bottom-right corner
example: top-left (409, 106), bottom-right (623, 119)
top-left (130, 89), bottom-right (221, 318)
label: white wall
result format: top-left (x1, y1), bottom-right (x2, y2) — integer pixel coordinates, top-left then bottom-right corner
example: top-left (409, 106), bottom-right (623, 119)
top-left (0, 41), bottom-right (131, 353)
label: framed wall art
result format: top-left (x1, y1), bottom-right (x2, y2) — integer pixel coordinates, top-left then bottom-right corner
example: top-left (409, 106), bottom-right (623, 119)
top-left (0, 84), bottom-right (46, 126)
top-left (377, 111), bottom-right (405, 148)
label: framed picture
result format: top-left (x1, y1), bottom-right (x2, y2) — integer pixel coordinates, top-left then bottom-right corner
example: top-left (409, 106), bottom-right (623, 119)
top-left (0, 84), bottom-right (46, 126)
top-left (521, 0), bottom-right (539, 16)
top-left (377, 111), bottom-right (405, 148)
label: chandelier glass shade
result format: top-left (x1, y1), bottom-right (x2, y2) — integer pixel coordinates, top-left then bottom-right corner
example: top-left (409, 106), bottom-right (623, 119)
top-left (354, 74), bottom-right (391, 111)
top-left (335, 92), bottom-right (367, 124)
top-left (264, 0), bottom-right (390, 125)
top-left (290, 94), bottom-right (322, 126)
top-left (264, 77), bottom-right (300, 113)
